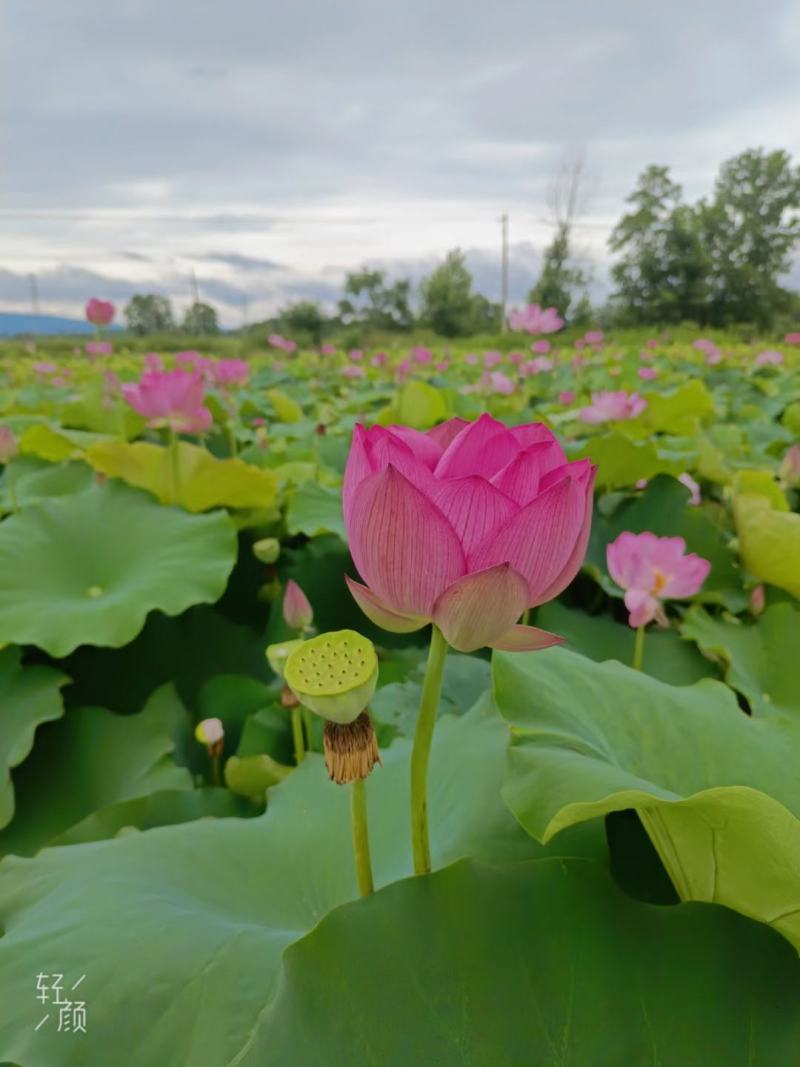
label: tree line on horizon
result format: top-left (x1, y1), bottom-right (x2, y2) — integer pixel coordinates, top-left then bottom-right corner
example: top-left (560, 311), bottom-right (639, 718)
top-left (122, 147), bottom-right (800, 340)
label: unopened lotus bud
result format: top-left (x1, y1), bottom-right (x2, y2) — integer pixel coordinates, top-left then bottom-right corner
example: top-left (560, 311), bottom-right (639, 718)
top-left (284, 630), bottom-right (378, 724)
top-left (0, 426), bottom-right (18, 463)
top-left (195, 717), bottom-right (224, 756)
top-left (749, 584), bottom-right (766, 617)
top-left (266, 638), bottom-right (304, 680)
top-left (252, 537), bottom-right (280, 564)
top-left (780, 445), bottom-right (800, 489)
top-left (282, 579), bottom-right (313, 631)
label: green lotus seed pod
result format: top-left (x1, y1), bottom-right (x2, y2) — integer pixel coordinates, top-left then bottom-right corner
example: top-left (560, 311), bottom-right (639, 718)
top-left (284, 630), bottom-right (378, 725)
top-left (266, 638), bottom-right (304, 680)
top-left (253, 537), bottom-right (280, 564)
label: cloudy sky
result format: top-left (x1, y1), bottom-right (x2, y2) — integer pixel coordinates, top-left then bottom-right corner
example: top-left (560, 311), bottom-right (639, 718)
top-left (2, 1), bottom-right (800, 326)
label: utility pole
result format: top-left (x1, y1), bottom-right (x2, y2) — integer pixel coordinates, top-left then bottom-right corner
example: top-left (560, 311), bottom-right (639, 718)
top-left (500, 212), bottom-right (509, 332)
top-left (242, 295), bottom-right (249, 329)
top-left (28, 273), bottom-right (39, 333)
top-left (190, 268), bottom-right (200, 305)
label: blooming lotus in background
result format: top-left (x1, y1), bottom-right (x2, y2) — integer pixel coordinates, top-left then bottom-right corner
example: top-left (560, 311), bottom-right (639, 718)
top-left (638, 366), bottom-right (658, 380)
top-left (435, 360), bottom-right (449, 372)
top-left (559, 390), bottom-right (576, 405)
top-left (508, 304), bottom-right (563, 335)
top-left (482, 370), bottom-right (515, 395)
top-left (412, 346), bottom-right (432, 365)
top-left (607, 531), bottom-right (710, 628)
top-left (580, 391), bottom-right (646, 424)
top-left (85, 298), bottom-right (115, 327)
top-left (693, 338), bottom-right (722, 364)
top-left (755, 350), bottom-right (784, 367)
top-left (464, 353), bottom-right (479, 365)
top-left (483, 350), bottom-right (503, 369)
top-left (342, 365), bottom-right (365, 379)
top-left (584, 330), bottom-right (604, 345)
top-left (785, 332), bottom-right (800, 345)
top-left (348, 349), bottom-right (364, 362)
top-left (212, 359), bottom-right (250, 387)
top-left (0, 425), bottom-right (18, 463)
top-left (523, 356), bottom-right (554, 376)
top-left (508, 351), bottom-right (524, 365)
top-left (574, 338), bottom-right (587, 350)
top-left (122, 369), bottom-right (212, 433)
top-left (320, 343), bottom-right (336, 355)
top-left (268, 333), bottom-right (297, 353)
top-left (343, 414), bottom-right (596, 652)
top-left (86, 340), bottom-right (112, 357)
top-left (144, 352), bottom-right (165, 372)
top-left (371, 352), bottom-right (388, 367)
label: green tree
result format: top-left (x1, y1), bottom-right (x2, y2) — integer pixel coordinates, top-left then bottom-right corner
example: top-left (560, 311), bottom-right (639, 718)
top-left (277, 300), bottom-right (327, 345)
top-left (419, 250), bottom-right (481, 337)
top-left (609, 165), bottom-right (708, 324)
top-left (338, 270), bottom-right (414, 331)
top-left (124, 294), bottom-right (175, 335)
top-left (529, 223), bottom-right (589, 320)
top-left (182, 301), bottom-right (219, 335)
top-left (699, 148), bottom-right (800, 327)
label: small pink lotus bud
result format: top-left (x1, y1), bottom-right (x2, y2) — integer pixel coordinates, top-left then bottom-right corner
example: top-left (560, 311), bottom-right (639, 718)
top-left (195, 717), bottom-right (224, 752)
top-left (780, 444), bottom-right (800, 488)
top-left (283, 579), bottom-right (313, 631)
top-left (0, 425), bottom-right (18, 463)
top-left (749, 584), bottom-right (766, 617)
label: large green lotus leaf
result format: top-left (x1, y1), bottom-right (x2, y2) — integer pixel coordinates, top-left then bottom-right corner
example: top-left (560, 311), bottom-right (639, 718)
top-left (84, 439), bottom-right (278, 512)
top-left (536, 600), bottom-right (718, 685)
top-left (494, 645), bottom-right (800, 948)
top-left (0, 685), bottom-right (191, 856)
top-left (256, 858), bottom-right (800, 1067)
top-left (0, 482), bottom-right (236, 656)
top-left (734, 491), bottom-right (800, 597)
top-left (58, 385), bottom-right (145, 438)
top-left (18, 423), bottom-right (108, 462)
top-left (0, 648), bottom-right (67, 830)
top-left (285, 481), bottom-right (346, 539)
top-left (577, 432), bottom-right (683, 489)
top-left (681, 603), bottom-right (800, 718)
top-left (266, 387), bottom-right (303, 422)
top-left (641, 379), bottom-right (715, 434)
top-left (587, 474), bottom-right (743, 607)
top-left (0, 457), bottom-right (94, 513)
top-left (375, 380), bottom-right (449, 429)
top-left (0, 706), bottom-right (602, 1067)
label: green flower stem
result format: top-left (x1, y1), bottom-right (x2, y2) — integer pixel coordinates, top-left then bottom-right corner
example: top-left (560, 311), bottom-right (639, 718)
top-left (351, 777), bottom-right (374, 897)
top-left (632, 624), bottom-right (646, 671)
top-left (291, 705), bottom-right (306, 764)
top-left (211, 753), bottom-right (222, 788)
top-left (301, 707), bottom-right (314, 753)
top-left (168, 430), bottom-right (182, 506)
top-left (227, 421), bottom-right (238, 459)
top-left (410, 624), bottom-right (448, 876)
top-left (5, 461), bottom-right (18, 515)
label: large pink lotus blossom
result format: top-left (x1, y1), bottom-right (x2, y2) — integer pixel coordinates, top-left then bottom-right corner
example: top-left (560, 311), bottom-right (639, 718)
top-left (755, 349), bottom-right (784, 367)
top-left (508, 304), bottom-right (563, 335)
top-left (85, 298), bottom-right (115, 327)
top-left (122, 369), bottom-right (212, 434)
top-left (343, 414), bottom-right (596, 652)
top-left (607, 531), bottom-right (710, 628)
top-left (212, 359), bottom-right (250, 387)
top-left (580, 391), bottom-right (646, 423)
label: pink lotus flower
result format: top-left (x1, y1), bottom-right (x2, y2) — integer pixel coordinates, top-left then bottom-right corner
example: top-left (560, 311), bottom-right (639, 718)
top-left (435, 359), bottom-right (450, 372)
top-left (638, 366), bottom-right (658, 380)
top-left (320, 343), bottom-right (337, 355)
top-left (482, 370), bottom-right (516, 395)
top-left (531, 339), bottom-right (551, 355)
top-left (212, 359), bottom-right (250, 387)
top-left (678, 472), bottom-right (701, 505)
top-left (571, 354), bottom-right (587, 371)
top-left (412, 346), bottom-right (432, 365)
top-left (645, 339), bottom-right (658, 349)
top-left (86, 340), bottom-right (112, 357)
top-left (0, 426), bottom-right (18, 463)
top-left (580, 391), bottom-right (646, 423)
top-left (523, 356), bottom-right (554, 376)
top-left (693, 338), bottom-right (721, 364)
top-left (348, 349), bottom-right (364, 363)
top-left (343, 414), bottom-right (596, 652)
top-left (784, 332), bottom-right (800, 345)
top-left (371, 352), bottom-right (388, 367)
top-left (268, 334), bottom-right (297, 353)
top-left (85, 298), bottom-right (115, 327)
top-left (749, 584), bottom-right (766, 617)
top-left (558, 390), bottom-right (576, 405)
top-left (144, 353), bottom-right (165, 373)
top-left (283, 579), bottom-right (313, 631)
top-left (755, 349), bottom-right (784, 367)
top-left (464, 353), bottom-right (479, 365)
top-left (780, 444), bottom-right (800, 488)
top-left (584, 330), bottom-right (604, 345)
top-left (122, 369), bottom-right (213, 434)
top-left (33, 361), bottom-right (57, 376)
top-left (483, 350), bottom-right (503, 369)
top-left (607, 532), bottom-right (710, 628)
top-left (574, 338), bottom-right (587, 350)
top-left (508, 304), bottom-right (563, 335)
top-left (342, 365), bottom-right (365, 379)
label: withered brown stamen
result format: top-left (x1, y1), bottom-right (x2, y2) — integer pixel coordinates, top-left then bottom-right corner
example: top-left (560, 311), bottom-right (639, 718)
top-left (323, 710), bottom-right (381, 785)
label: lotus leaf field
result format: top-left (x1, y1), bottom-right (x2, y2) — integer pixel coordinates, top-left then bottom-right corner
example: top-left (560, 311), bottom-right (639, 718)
top-left (2, 325), bottom-right (800, 1065)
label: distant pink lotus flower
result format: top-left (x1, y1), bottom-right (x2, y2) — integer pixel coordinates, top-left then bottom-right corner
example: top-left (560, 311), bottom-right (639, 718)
top-left (749, 584), bottom-right (766, 617)
top-left (523, 356), bottom-right (554, 376)
top-left (692, 338), bottom-right (721, 364)
top-left (574, 338), bottom-right (587, 350)
top-left (343, 414), bottom-right (596, 651)
top-left (320, 343), bottom-right (337, 355)
top-left (638, 366), bottom-right (658, 380)
top-left (559, 390), bottom-right (576, 405)
top-left (348, 349), bottom-right (364, 363)
top-left (85, 298), bottom-right (115, 327)
top-left (531, 339), bottom-right (551, 354)
top-left (86, 340), bottom-right (112, 357)
top-left (755, 349), bottom-right (784, 367)
top-left (580, 391), bottom-right (646, 423)
top-left (144, 353), bottom-right (165, 373)
top-left (571, 354), bottom-right (587, 371)
top-left (342, 365), bottom-right (365, 379)
top-left (645, 339), bottom-right (658, 349)
top-left (212, 359), bottom-right (250, 387)
top-left (268, 334), bottom-right (297, 353)
top-left (483, 350), bottom-right (503, 369)
top-left (780, 444), bottom-right (800, 487)
top-left (0, 425), bottom-right (18, 463)
top-left (412, 346), bottom-right (432, 365)
top-left (508, 351), bottom-right (524, 365)
top-left (283, 579), bottom-right (313, 631)
top-left (435, 360), bottom-right (449, 372)
top-left (584, 330), bottom-right (604, 345)
top-left (464, 353), bottom-right (479, 365)
top-left (395, 358), bottom-right (411, 381)
top-left (678, 472), bottom-right (701, 505)
top-left (252, 417), bottom-right (266, 428)
top-left (607, 531), bottom-right (710, 628)
top-left (784, 332), bottom-right (800, 345)
top-left (33, 361), bottom-right (57, 376)
top-left (371, 352), bottom-right (388, 367)
top-left (483, 370), bottom-right (516, 395)
top-left (122, 369), bottom-right (213, 434)
top-left (508, 304), bottom-right (563, 335)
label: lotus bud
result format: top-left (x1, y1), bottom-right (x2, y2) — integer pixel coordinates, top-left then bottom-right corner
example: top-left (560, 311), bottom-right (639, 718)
top-left (282, 579), bottom-right (313, 632)
top-left (284, 630), bottom-right (380, 784)
top-left (0, 426), bottom-right (18, 463)
top-left (780, 445), bottom-right (800, 489)
top-left (266, 638), bottom-right (304, 680)
top-left (749, 584), bottom-right (766, 617)
top-left (252, 537), bottom-right (280, 564)
top-left (195, 717), bottom-right (224, 756)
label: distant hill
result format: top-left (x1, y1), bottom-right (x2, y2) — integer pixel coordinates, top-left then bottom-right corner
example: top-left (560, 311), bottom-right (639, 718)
top-left (0, 313), bottom-right (122, 336)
